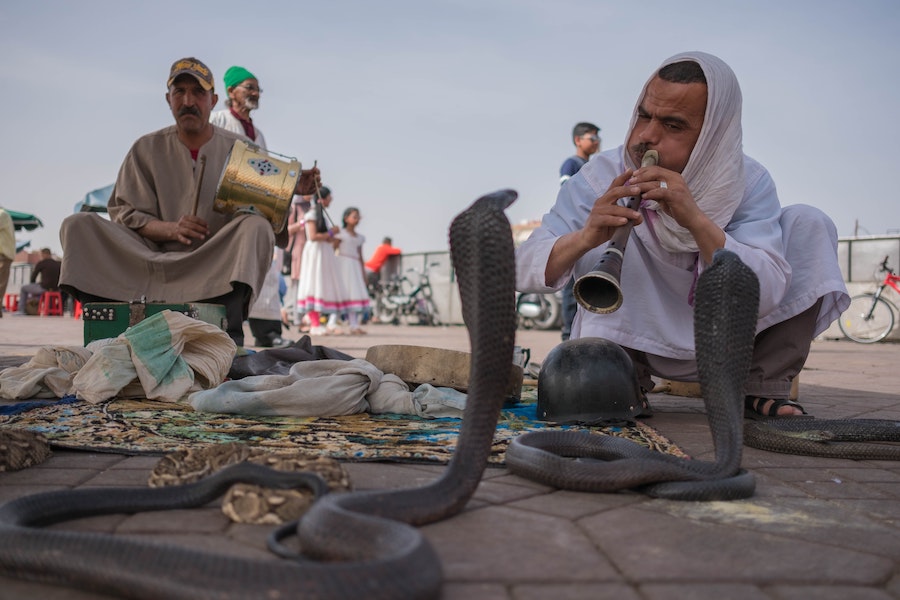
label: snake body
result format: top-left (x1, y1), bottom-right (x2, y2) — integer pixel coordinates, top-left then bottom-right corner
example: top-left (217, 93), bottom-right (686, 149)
top-left (744, 418), bottom-right (900, 459)
top-left (0, 190), bottom-right (518, 599)
top-left (507, 249), bottom-right (760, 500)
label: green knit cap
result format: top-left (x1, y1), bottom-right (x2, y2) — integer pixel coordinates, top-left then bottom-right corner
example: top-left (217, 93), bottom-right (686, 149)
top-left (223, 66), bottom-right (256, 90)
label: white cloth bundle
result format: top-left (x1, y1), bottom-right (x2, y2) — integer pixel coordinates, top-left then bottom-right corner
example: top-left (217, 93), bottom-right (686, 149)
top-left (188, 357), bottom-right (467, 419)
top-left (0, 311), bottom-right (235, 404)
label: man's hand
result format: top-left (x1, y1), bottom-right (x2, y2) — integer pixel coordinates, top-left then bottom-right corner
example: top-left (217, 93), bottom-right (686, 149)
top-left (627, 165), bottom-right (702, 230)
top-left (544, 170), bottom-right (643, 284)
top-left (626, 164), bottom-right (725, 262)
top-left (138, 215), bottom-right (210, 245)
top-left (295, 166), bottom-right (321, 196)
top-left (580, 170), bottom-right (645, 249)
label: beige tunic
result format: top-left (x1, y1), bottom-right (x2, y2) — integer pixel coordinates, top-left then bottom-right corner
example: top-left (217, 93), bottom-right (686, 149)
top-left (60, 125), bottom-right (273, 304)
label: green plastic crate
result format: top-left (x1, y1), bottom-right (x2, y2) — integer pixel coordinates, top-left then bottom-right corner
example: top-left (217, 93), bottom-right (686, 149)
top-left (82, 302), bottom-right (227, 345)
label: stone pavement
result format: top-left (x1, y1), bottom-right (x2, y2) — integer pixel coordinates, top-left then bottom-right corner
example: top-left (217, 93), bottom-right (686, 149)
top-left (0, 313), bottom-right (899, 599)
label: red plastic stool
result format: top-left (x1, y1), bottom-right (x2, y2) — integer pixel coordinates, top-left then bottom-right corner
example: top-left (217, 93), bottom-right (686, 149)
top-left (3, 293), bottom-right (18, 312)
top-left (73, 300), bottom-right (83, 319)
top-left (39, 291), bottom-right (64, 316)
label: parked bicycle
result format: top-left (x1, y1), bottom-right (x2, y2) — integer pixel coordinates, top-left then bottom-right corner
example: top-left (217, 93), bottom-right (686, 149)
top-left (370, 262), bottom-right (441, 326)
top-left (839, 255), bottom-right (900, 343)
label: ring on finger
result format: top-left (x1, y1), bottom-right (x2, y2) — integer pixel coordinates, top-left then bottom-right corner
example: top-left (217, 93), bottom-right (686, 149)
top-left (659, 181), bottom-right (668, 190)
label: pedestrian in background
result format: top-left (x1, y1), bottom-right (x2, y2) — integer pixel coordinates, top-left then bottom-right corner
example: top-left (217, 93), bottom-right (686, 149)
top-left (296, 186), bottom-right (346, 336)
top-left (0, 208), bottom-right (14, 318)
top-left (333, 206), bottom-right (370, 334)
top-left (559, 122), bottom-right (601, 341)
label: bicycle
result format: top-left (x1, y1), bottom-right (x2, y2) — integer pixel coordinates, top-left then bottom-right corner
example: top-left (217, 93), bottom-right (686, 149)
top-left (371, 262), bottom-right (441, 326)
top-left (838, 255), bottom-right (900, 343)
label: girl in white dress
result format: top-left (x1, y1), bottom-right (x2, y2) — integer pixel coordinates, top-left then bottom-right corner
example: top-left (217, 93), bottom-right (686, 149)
top-left (295, 187), bottom-right (345, 335)
top-left (332, 207), bottom-right (371, 334)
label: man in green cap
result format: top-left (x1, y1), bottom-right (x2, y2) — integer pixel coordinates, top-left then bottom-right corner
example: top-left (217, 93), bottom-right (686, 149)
top-left (210, 66), bottom-right (266, 148)
top-left (210, 65), bottom-right (287, 347)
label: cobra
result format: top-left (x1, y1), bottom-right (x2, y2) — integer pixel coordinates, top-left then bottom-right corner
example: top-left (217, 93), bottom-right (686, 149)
top-left (506, 248), bottom-right (760, 501)
top-left (0, 189), bottom-right (519, 600)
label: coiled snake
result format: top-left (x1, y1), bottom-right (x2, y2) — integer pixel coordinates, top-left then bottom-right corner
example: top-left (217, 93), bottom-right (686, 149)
top-left (0, 190), bottom-right (519, 600)
top-left (506, 248), bottom-right (761, 500)
top-left (506, 249), bottom-right (900, 491)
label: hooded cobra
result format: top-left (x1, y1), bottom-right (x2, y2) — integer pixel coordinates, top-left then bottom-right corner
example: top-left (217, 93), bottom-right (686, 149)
top-left (506, 248), bottom-right (760, 500)
top-left (0, 190), bottom-right (519, 600)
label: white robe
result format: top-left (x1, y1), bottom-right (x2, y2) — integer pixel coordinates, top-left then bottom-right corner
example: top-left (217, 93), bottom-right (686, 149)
top-left (210, 108), bottom-right (278, 319)
top-left (516, 147), bottom-right (849, 361)
top-left (210, 109), bottom-right (267, 149)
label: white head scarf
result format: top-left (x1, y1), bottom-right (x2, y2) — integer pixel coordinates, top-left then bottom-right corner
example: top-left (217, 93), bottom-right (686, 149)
top-left (623, 51), bottom-right (745, 254)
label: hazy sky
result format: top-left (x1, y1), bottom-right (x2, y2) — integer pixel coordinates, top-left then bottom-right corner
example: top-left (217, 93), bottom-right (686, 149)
top-left (3, 0), bottom-right (899, 257)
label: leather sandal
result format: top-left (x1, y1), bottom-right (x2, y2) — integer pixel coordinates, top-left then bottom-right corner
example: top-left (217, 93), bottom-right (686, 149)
top-left (637, 389), bottom-right (654, 418)
top-left (744, 396), bottom-right (809, 420)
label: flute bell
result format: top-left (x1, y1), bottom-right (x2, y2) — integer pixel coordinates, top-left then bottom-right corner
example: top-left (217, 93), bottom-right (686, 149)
top-left (537, 337), bottom-right (644, 424)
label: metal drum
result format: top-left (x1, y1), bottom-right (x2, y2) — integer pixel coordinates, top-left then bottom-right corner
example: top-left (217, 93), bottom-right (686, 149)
top-left (214, 139), bottom-right (300, 233)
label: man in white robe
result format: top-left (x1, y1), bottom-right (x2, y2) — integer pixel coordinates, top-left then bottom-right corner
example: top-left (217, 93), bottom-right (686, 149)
top-left (209, 65), bottom-right (289, 348)
top-left (516, 52), bottom-right (849, 418)
top-left (210, 65), bottom-right (267, 149)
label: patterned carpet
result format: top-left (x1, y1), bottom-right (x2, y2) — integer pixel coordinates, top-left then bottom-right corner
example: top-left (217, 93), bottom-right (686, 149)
top-left (0, 387), bottom-right (686, 465)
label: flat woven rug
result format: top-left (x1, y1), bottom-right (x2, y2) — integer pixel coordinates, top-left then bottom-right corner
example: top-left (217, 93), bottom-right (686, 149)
top-left (0, 387), bottom-right (686, 465)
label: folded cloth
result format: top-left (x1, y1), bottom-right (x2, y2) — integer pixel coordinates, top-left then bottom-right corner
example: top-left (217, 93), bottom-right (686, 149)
top-left (1, 311), bottom-right (235, 404)
top-left (73, 310), bottom-right (235, 403)
top-left (0, 346), bottom-right (93, 400)
top-left (189, 357), bottom-right (468, 418)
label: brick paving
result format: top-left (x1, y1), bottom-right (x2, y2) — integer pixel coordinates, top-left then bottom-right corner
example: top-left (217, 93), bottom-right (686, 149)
top-left (0, 313), bottom-right (898, 599)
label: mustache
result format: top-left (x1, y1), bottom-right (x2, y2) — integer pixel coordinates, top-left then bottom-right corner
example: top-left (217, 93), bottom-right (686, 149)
top-left (178, 106), bottom-right (201, 117)
top-left (630, 142), bottom-right (650, 158)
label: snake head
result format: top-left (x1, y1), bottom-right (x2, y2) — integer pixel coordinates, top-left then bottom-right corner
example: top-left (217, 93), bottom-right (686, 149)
top-left (474, 189), bottom-right (517, 212)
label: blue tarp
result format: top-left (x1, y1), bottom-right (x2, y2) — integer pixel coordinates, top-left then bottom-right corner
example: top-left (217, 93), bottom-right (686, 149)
top-left (74, 184), bottom-right (113, 213)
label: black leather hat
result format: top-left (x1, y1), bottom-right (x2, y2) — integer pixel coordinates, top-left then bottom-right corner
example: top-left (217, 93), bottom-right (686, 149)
top-left (537, 337), bottom-right (644, 424)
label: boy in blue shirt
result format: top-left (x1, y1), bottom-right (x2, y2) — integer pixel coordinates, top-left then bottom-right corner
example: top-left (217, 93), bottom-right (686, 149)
top-left (559, 122), bottom-right (601, 340)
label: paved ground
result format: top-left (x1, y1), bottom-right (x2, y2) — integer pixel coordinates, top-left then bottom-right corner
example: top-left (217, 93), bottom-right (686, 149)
top-left (1, 313), bottom-right (898, 599)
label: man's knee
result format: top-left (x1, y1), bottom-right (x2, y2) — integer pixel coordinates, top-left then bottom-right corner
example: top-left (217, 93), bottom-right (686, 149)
top-left (233, 213), bottom-right (276, 245)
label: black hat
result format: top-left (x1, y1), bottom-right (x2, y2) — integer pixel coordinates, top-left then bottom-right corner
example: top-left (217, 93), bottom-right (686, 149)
top-left (537, 338), bottom-right (643, 424)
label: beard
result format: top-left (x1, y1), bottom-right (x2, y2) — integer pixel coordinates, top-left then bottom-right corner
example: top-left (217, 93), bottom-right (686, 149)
top-left (243, 97), bottom-right (259, 111)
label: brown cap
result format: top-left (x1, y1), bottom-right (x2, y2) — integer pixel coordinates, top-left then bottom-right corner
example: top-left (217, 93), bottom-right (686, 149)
top-left (167, 57), bottom-right (214, 91)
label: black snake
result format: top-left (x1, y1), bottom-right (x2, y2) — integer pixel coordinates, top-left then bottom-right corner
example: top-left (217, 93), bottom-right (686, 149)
top-left (0, 190), bottom-right (519, 600)
top-left (506, 248), bottom-right (760, 500)
top-left (4, 194), bottom-right (892, 598)
top-left (744, 418), bottom-right (900, 459)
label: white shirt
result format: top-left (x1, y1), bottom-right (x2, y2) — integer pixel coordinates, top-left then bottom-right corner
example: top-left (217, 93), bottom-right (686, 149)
top-left (516, 146), bottom-right (849, 360)
top-left (210, 109), bottom-right (267, 150)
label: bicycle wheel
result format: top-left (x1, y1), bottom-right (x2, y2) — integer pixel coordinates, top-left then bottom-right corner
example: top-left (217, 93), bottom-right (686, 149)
top-left (416, 297), bottom-right (441, 326)
top-left (372, 293), bottom-right (400, 325)
top-left (838, 294), bottom-right (895, 343)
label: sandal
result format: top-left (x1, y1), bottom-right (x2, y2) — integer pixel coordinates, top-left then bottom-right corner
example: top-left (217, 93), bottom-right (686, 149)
top-left (636, 389), bottom-right (653, 418)
top-left (744, 396), bottom-right (809, 420)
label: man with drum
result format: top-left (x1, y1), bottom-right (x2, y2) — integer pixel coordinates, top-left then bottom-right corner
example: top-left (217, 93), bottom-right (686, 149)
top-left (59, 57), bottom-right (318, 347)
top-left (516, 52), bottom-right (849, 419)
top-left (210, 65), bottom-right (289, 348)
